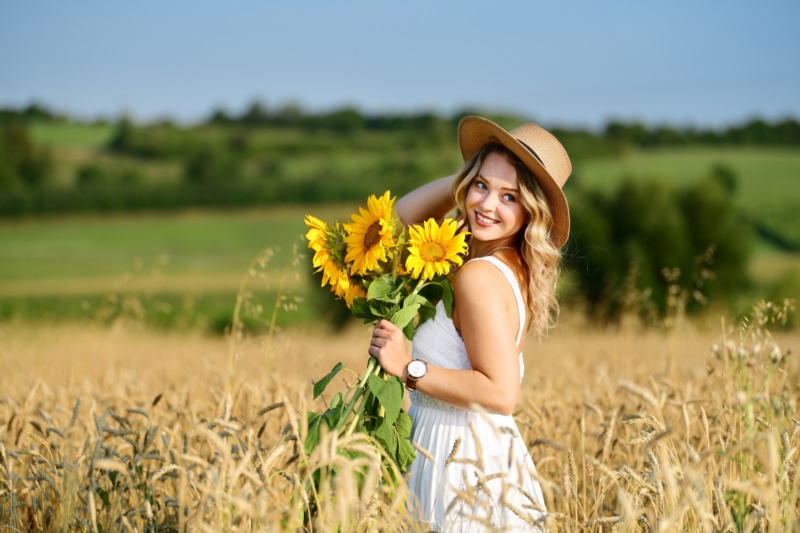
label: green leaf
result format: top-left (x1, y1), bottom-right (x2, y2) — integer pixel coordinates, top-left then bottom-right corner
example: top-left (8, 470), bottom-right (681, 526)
top-left (350, 298), bottom-right (374, 320)
top-left (374, 417), bottom-right (398, 458)
top-left (438, 281), bottom-right (455, 318)
top-left (397, 436), bottom-right (416, 471)
top-left (313, 362), bottom-right (343, 400)
top-left (403, 293), bottom-right (428, 309)
top-left (366, 375), bottom-right (404, 425)
top-left (369, 300), bottom-right (392, 319)
top-left (403, 322), bottom-right (416, 341)
top-left (329, 392), bottom-right (343, 409)
top-left (304, 412), bottom-right (323, 454)
top-left (395, 411), bottom-right (413, 439)
top-left (417, 300), bottom-right (437, 326)
top-left (321, 405), bottom-right (342, 430)
top-left (379, 293), bottom-right (404, 305)
top-left (367, 275), bottom-right (395, 300)
top-left (390, 304), bottom-right (420, 330)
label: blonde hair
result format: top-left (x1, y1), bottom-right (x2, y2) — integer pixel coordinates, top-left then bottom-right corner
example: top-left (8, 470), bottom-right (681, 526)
top-left (452, 143), bottom-right (561, 336)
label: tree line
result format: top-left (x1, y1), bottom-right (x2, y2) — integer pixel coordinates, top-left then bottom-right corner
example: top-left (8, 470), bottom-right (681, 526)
top-left (4, 101), bottom-right (800, 146)
top-left (207, 101), bottom-right (800, 147)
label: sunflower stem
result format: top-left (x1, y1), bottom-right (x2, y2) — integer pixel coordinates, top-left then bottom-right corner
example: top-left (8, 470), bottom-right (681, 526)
top-left (377, 371), bottom-right (387, 418)
top-left (410, 279), bottom-right (428, 296)
top-left (335, 356), bottom-right (378, 433)
top-left (345, 393), bottom-right (368, 437)
top-left (344, 361), bottom-right (383, 437)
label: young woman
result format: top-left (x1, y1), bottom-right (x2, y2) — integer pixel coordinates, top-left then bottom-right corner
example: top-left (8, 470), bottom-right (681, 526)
top-left (368, 116), bottom-right (571, 531)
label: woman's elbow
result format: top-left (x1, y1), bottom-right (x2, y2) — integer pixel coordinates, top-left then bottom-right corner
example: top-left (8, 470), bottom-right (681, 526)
top-left (491, 389), bottom-right (519, 416)
top-left (495, 403), bottom-right (516, 417)
top-left (395, 198), bottom-right (415, 226)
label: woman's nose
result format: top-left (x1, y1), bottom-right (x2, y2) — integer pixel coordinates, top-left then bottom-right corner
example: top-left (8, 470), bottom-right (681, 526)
top-left (480, 192), bottom-right (498, 211)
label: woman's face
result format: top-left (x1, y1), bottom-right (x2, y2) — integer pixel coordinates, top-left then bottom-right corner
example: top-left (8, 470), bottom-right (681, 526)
top-left (465, 151), bottom-right (529, 245)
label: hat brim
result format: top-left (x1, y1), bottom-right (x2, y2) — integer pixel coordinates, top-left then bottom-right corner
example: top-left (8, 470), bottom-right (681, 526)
top-left (458, 116), bottom-right (570, 248)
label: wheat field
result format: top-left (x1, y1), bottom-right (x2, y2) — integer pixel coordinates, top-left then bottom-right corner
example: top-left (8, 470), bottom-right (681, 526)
top-left (1, 298), bottom-right (798, 531)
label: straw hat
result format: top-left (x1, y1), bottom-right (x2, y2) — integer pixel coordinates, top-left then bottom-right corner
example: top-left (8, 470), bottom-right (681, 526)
top-left (458, 116), bottom-right (572, 249)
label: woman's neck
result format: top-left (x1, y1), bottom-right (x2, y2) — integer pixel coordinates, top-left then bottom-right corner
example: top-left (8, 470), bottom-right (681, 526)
top-left (469, 238), bottom-right (518, 259)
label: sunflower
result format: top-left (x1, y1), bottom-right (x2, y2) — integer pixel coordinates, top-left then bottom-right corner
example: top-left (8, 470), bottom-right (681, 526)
top-left (341, 280), bottom-right (367, 308)
top-left (305, 215), bottom-right (351, 303)
top-left (304, 215), bottom-right (328, 252)
top-left (343, 191), bottom-right (397, 275)
top-left (405, 218), bottom-right (469, 280)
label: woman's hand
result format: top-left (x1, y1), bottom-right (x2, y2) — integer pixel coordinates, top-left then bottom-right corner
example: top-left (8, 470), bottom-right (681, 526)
top-left (369, 320), bottom-right (412, 381)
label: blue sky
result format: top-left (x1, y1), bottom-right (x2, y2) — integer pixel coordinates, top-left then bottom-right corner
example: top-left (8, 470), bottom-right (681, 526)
top-left (1, 1), bottom-right (798, 128)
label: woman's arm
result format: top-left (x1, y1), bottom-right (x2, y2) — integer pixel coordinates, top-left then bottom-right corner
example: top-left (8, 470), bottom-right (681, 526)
top-left (395, 175), bottom-right (457, 226)
top-left (369, 261), bottom-right (522, 415)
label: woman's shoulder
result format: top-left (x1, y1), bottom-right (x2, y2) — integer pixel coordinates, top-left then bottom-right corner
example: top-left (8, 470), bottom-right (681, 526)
top-left (456, 257), bottom-right (506, 280)
top-left (458, 255), bottom-right (521, 281)
top-left (457, 255), bottom-right (527, 306)
top-left (454, 258), bottom-right (515, 301)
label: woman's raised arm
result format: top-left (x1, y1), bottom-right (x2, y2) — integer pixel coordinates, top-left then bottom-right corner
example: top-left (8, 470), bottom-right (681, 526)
top-left (395, 175), bottom-right (458, 226)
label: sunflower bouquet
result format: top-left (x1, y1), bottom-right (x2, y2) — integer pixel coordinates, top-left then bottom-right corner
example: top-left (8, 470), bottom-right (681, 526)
top-left (303, 190), bottom-right (468, 481)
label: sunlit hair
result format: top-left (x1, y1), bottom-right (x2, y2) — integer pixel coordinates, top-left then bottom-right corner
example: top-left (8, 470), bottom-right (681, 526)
top-left (452, 142), bottom-right (561, 336)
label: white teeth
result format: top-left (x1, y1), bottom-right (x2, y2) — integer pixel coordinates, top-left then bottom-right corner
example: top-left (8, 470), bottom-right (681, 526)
top-left (476, 212), bottom-right (498, 224)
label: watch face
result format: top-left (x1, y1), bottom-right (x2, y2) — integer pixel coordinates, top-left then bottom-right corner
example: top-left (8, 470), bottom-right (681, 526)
top-left (408, 360), bottom-right (427, 378)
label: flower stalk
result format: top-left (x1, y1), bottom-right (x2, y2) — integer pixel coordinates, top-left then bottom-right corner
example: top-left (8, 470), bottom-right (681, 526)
top-left (335, 356), bottom-right (378, 434)
top-left (344, 361), bottom-right (383, 437)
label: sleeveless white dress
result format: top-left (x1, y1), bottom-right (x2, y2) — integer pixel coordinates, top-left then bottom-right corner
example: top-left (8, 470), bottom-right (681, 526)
top-left (407, 256), bottom-right (547, 532)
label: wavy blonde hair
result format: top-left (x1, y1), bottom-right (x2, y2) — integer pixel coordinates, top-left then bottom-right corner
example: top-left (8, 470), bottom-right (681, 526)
top-left (452, 143), bottom-right (562, 336)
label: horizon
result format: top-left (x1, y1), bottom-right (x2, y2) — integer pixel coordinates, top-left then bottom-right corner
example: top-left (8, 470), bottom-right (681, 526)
top-left (4, 98), bottom-right (799, 133)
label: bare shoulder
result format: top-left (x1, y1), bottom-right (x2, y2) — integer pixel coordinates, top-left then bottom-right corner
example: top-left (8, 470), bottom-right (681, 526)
top-left (453, 259), bottom-right (519, 346)
top-left (454, 260), bottom-right (512, 303)
top-left (455, 258), bottom-right (504, 281)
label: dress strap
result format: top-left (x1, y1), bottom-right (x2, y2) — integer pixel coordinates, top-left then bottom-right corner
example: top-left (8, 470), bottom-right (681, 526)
top-left (468, 256), bottom-right (526, 346)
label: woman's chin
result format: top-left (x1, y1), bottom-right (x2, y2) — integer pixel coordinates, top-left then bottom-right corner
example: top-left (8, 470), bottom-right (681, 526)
top-left (471, 226), bottom-right (505, 242)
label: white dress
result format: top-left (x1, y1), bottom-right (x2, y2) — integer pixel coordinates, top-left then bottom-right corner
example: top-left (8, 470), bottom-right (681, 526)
top-left (407, 256), bottom-right (547, 532)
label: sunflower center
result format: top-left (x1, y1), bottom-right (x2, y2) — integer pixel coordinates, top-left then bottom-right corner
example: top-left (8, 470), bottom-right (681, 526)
top-left (419, 241), bottom-right (446, 262)
top-left (364, 221), bottom-right (383, 250)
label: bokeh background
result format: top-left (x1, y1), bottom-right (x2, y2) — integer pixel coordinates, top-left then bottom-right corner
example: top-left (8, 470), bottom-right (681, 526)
top-left (1, 0), bottom-right (799, 332)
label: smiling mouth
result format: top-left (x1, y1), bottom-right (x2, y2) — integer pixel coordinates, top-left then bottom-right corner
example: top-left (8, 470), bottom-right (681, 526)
top-left (475, 212), bottom-right (499, 225)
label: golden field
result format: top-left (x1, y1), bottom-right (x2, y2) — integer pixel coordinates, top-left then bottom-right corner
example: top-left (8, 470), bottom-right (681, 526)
top-left (1, 301), bottom-right (798, 532)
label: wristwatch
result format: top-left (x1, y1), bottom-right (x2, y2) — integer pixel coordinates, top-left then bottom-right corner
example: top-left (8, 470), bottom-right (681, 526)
top-left (405, 359), bottom-right (428, 391)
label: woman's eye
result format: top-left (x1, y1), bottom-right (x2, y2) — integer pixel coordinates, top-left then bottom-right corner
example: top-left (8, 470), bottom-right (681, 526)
top-left (503, 194), bottom-right (516, 202)
top-left (474, 180), bottom-right (487, 190)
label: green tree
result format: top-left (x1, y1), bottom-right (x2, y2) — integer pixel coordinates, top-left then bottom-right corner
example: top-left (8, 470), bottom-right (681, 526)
top-left (566, 171), bottom-right (752, 322)
top-left (183, 148), bottom-right (242, 186)
top-left (323, 107), bottom-right (365, 134)
top-left (107, 116), bottom-right (135, 153)
top-left (0, 121), bottom-right (51, 191)
top-left (75, 164), bottom-right (109, 187)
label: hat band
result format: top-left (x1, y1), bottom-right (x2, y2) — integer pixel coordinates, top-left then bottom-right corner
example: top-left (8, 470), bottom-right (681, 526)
top-left (516, 138), bottom-right (546, 168)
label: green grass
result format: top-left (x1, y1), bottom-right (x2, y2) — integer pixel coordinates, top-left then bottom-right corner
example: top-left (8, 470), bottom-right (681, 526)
top-left (578, 146), bottom-right (799, 207)
top-left (0, 205), bottom-right (358, 332)
top-left (577, 146), bottom-right (800, 244)
top-left (0, 205), bottom-right (355, 282)
top-left (29, 122), bottom-right (114, 148)
top-left (0, 289), bottom-right (316, 333)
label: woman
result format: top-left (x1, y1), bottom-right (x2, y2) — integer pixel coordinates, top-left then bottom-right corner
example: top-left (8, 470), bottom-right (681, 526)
top-left (369, 116), bottom-right (571, 531)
